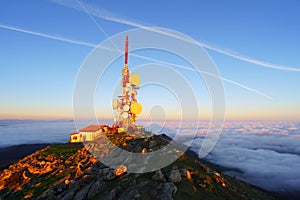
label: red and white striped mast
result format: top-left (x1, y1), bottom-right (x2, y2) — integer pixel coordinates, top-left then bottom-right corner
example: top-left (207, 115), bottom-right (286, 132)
top-left (112, 36), bottom-right (142, 132)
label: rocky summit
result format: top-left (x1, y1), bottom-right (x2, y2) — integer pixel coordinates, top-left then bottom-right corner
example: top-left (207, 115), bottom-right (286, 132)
top-left (0, 132), bottom-right (274, 200)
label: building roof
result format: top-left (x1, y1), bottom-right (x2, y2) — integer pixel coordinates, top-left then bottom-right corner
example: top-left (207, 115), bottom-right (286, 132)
top-left (70, 132), bottom-right (79, 135)
top-left (78, 125), bottom-right (105, 132)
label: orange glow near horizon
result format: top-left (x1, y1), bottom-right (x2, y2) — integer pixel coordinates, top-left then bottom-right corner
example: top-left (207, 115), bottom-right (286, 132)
top-left (1, 114), bottom-right (299, 121)
top-left (1, 105), bottom-right (299, 121)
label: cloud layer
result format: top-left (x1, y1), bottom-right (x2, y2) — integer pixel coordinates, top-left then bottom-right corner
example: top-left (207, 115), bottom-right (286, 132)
top-left (156, 120), bottom-right (300, 196)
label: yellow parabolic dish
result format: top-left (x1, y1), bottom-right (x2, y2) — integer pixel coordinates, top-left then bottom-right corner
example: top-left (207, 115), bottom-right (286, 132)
top-left (131, 102), bottom-right (142, 115)
top-left (129, 74), bottom-right (140, 86)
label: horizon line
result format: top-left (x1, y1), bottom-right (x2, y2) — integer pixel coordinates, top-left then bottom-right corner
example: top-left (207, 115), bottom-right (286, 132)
top-left (0, 117), bottom-right (299, 122)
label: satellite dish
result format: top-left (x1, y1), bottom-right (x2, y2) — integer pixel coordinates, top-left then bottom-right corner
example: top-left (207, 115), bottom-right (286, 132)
top-left (121, 112), bottom-right (129, 119)
top-left (123, 104), bottom-right (130, 111)
top-left (131, 102), bottom-right (142, 115)
top-left (129, 74), bottom-right (140, 86)
top-left (112, 99), bottom-right (119, 109)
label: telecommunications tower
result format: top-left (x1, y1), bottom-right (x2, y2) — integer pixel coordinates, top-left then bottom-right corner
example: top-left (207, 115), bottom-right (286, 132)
top-left (112, 36), bottom-right (142, 131)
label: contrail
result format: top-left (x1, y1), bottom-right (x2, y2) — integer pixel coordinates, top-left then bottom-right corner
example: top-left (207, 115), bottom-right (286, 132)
top-left (132, 54), bottom-right (272, 100)
top-left (0, 23), bottom-right (96, 48)
top-left (71, 0), bottom-right (271, 100)
top-left (0, 23), bottom-right (271, 99)
top-left (75, 0), bottom-right (122, 53)
top-left (60, 0), bottom-right (271, 100)
top-left (50, 0), bottom-right (300, 72)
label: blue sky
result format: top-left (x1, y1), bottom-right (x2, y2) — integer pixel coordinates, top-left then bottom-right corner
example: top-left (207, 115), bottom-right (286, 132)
top-left (1, 0), bottom-right (300, 120)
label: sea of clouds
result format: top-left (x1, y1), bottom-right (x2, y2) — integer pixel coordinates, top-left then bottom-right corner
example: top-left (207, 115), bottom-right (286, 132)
top-left (0, 120), bottom-right (299, 196)
top-left (154, 120), bottom-right (300, 197)
top-left (0, 120), bottom-right (77, 147)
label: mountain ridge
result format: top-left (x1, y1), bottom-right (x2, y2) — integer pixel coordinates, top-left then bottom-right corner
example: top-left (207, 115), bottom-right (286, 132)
top-left (0, 132), bottom-right (275, 200)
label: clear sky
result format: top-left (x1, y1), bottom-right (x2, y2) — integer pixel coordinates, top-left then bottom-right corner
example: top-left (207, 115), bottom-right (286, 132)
top-left (1, 0), bottom-right (300, 120)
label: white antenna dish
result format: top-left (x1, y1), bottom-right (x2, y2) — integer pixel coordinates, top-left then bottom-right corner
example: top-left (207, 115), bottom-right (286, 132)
top-left (123, 104), bottom-right (130, 111)
top-left (121, 112), bottom-right (129, 119)
top-left (112, 99), bottom-right (119, 109)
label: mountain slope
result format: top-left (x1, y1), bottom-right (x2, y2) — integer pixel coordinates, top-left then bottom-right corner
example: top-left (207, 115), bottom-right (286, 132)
top-left (0, 133), bottom-right (274, 200)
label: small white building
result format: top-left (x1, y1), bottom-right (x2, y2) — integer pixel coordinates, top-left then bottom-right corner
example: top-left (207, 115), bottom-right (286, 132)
top-left (70, 125), bottom-right (111, 143)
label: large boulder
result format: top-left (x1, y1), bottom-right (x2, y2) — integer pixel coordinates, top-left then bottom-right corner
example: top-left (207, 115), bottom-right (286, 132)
top-left (158, 182), bottom-right (177, 200)
top-left (103, 186), bottom-right (122, 200)
top-left (148, 140), bottom-right (157, 149)
top-left (87, 180), bottom-right (107, 199)
top-left (119, 189), bottom-right (141, 200)
top-left (74, 182), bottom-right (93, 200)
top-left (62, 191), bottom-right (75, 200)
top-left (36, 189), bottom-right (55, 200)
top-left (152, 169), bottom-right (166, 182)
top-left (54, 179), bottom-right (66, 193)
top-left (103, 171), bottom-right (116, 181)
top-left (168, 169), bottom-right (182, 183)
